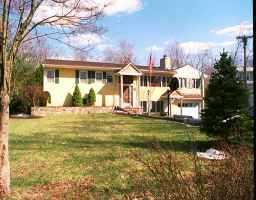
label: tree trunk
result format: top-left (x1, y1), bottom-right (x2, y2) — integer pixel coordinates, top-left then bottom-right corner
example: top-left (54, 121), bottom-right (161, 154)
top-left (0, 52), bottom-right (11, 196)
top-left (0, 92), bottom-right (10, 196)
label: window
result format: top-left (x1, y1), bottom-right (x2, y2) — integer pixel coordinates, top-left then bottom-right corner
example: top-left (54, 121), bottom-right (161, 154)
top-left (162, 77), bottom-right (168, 87)
top-left (151, 101), bottom-right (163, 112)
top-left (47, 70), bottom-right (55, 82)
top-left (141, 101), bottom-right (147, 112)
top-left (151, 76), bottom-right (161, 87)
top-left (140, 76), bottom-right (148, 86)
top-left (161, 77), bottom-right (165, 87)
top-left (192, 79), bottom-right (196, 88)
top-left (88, 71), bottom-right (95, 83)
top-left (196, 79), bottom-right (201, 88)
top-left (106, 73), bottom-right (113, 84)
top-left (140, 76), bottom-right (144, 86)
top-left (178, 103), bottom-right (198, 107)
top-left (144, 76), bottom-right (148, 86)
top-left (80, 71), bottom-right (88, 83)
top-left (237, 72), bottom-right (243, 80)
top-left (247, 72), bottom-right (253, 81)
top-left (183, 78), bottom-right (187, 88)
top-left (96, 72), bottom-right (103, 81)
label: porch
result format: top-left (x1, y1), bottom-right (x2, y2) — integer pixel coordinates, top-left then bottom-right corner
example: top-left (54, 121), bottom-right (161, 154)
top-left (116, 63), bottom-right (142, 108)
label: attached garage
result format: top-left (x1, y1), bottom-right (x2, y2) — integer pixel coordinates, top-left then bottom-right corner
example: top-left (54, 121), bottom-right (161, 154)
top-left (178, 102), bottom-right (200, 119)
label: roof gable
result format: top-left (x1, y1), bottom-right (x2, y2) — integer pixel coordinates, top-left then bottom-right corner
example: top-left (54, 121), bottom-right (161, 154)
top-left (175, 65), bottom-right (201, 78)
top-left (170, 90), bottom-right (184, 99)
top-left (117, 63), bottom-right (142, 76)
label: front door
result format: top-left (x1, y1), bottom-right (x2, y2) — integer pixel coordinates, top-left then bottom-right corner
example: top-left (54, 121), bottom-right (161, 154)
top-left (123, 85), bottom-right (133, 106)
top-left (123, 86), bottom-right (129, 103)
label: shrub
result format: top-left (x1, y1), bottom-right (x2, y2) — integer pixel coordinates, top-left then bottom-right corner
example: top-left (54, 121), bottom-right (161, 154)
top-left (23, 85), bottom-right (47, 107)
top-left (87, 88), bottom-right (96, 106)
top-left (39, 91), bottom-right (51, 106)
top-left (10, 94), bottom-right (30, 114)
top-left (72, 85), bottom-right (83, 107)
top-left (82, 94), bottom-right (88, 106)
top-left (10, 86), bottom-right (50, 114)
top-left (127, 143), bottom-right (254, 200)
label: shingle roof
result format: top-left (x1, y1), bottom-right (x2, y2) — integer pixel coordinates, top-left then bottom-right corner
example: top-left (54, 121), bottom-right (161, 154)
top-left (43, 59), bottom-right (175, 74)
top-left (162, 90), bottom-right (202, 100)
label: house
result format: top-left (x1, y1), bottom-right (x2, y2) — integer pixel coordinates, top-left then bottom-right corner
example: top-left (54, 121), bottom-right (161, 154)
top-left (42, 55), bottom-right (206, 119)
top-left (170, 65), bottom-right (205, 119)
top-left (236, 66), bottom-right (254, 110)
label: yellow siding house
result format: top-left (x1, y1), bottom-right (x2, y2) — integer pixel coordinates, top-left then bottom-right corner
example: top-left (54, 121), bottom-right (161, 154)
top-left (43, 55), bottom-right (206, 119)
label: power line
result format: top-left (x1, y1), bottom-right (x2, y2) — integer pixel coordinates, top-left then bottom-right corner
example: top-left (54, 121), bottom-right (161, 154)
top-left (236, 35), bottom-right (253, 88)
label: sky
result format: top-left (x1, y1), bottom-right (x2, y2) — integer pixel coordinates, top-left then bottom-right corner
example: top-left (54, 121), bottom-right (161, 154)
top-left (49, 0), bottom-right (253, 65)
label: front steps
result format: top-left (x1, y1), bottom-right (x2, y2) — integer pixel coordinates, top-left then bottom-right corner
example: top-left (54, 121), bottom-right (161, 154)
top-left (113, 106), bottom-right (143, 115)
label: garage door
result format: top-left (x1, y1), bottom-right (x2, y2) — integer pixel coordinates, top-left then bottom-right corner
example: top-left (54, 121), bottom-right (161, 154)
top-left (181, 103), bottom-right (199, 119)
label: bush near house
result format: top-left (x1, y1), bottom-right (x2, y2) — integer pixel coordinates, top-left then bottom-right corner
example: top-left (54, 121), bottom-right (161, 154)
top-left (10, 86), bottom-right (50, 114)
top-left (87, 88), bottom-right (96, 106)
top-left (72, 85), bottom-right (83, 107)
top-left (10, 57), bottom-right (45, 114)
top-left (10, 95), bottom-right (31, 114)
top-left (44, 91), bottom-right (51, 105)
top-left (82, 94), bottom-right (88, 106)
top-left (23, 85), bottom-right (49, 107)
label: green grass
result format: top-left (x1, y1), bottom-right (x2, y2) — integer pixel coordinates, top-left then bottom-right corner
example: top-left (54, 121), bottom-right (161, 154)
top-left (10, 113), bottom-right (213, 198)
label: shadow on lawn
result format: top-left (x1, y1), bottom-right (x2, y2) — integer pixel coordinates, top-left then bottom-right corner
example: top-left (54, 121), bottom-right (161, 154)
top-left (10, 115), bottom-right (213, 153)
top-left (54, 118), bottom-right (193, 135)
top-left (10, 133), bottom-right (216, 153)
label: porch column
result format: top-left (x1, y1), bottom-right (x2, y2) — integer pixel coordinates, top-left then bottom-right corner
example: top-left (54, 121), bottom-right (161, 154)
top-left (170, 98), bottom-right (172, 117)
top-left (180, 99), bottom-right (183, 115)
top-left (120, 75), bottom-right (123, 107)
top-left (137, 76), bottom-right (140, 107)
top-left (198, 101), bottom-right (202, 119)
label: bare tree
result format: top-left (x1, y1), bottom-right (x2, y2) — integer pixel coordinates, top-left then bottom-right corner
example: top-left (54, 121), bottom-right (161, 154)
top-left (103, 40), bottom-right (136, 64)
top-left (73, 48), bottom-right (90, 61)
top-left (164, 41), bottom-right (188, 68)
top-left (0, 0), bottom-right (106, 195)
top-left (186, 50), bottom-right (215, 72)
top-left (18, 36), bottom-right (51, 64)
top-left (165, 41), bottom-right (215, 74)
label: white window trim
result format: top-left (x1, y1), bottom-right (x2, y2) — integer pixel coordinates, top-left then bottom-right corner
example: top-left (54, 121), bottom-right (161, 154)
top-left (88, 71), bottom-right (96, 84)
top-left (96, 71), bottom-right (103, 82)
top-left (47, 70), bottom-right (55, 83)
top-left (79, 71), bottom-right (88, 83)
top-left (106, 72), bottom-right (113, 84)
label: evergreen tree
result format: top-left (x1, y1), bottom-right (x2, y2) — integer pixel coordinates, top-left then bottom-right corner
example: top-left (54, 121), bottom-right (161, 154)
top-left (87, 88), bottom-right (96, 106)
top-left (72, 85), bottom-right (83, 107)
top-left (201, 52), bottom-right (249, 140)
top-left (30, 64), bottom-right (44, 86)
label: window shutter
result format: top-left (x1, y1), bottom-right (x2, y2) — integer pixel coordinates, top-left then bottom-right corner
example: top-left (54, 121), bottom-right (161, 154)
top-left (103, 72), bottom-right (107, 79)
top-left (75, 70), bottom-right (79, 84)
top-left (55, 69), bottom-right (59, 84)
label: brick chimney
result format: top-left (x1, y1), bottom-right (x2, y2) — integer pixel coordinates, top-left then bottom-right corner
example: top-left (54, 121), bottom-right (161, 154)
top-left (160, 55), bottom-right (172, 70)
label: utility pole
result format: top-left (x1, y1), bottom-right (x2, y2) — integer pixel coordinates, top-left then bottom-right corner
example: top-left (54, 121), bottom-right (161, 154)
top-left (236, 35), bottom-right (253, 88)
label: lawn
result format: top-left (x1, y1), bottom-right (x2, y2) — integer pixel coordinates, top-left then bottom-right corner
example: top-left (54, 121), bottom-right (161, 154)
top-left (9, 113), bottom-right (213, 199)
